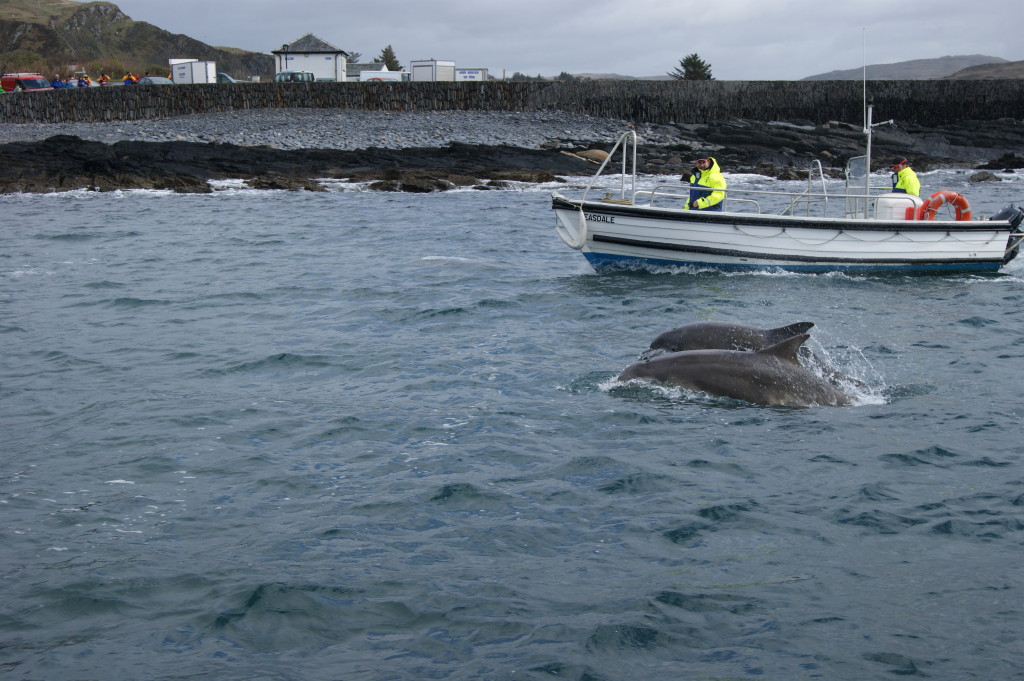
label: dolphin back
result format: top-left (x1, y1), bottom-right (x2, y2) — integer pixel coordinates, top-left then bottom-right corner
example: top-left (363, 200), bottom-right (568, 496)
top-left (647, 320), bottom-right (815, 354)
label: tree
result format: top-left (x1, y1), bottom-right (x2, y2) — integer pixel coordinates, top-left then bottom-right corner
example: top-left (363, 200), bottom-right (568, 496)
top-left (377, 45), bottom-right (400, 71)
top-left (346, 51), bottom-right (362, 64)
top-left (508, 72), bottom-right (546, 82)
top-left (668, 53), bottom-right (714, 81)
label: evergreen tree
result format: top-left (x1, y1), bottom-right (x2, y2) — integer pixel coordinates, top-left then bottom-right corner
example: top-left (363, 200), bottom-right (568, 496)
top-left (668, 53), bottom-right (714, 80)
top-left (377, 45), bottom-right (400, 71)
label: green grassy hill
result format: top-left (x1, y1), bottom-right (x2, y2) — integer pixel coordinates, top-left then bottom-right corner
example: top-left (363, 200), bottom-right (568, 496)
top-left (0, 0), bottom-right (273, 79)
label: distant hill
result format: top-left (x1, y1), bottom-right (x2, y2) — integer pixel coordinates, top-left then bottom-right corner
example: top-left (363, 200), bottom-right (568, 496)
top-left (943, 60), bottom-right (1024, 79)
top-left (0, 0), bottom-right (273, 79)
top-left (803, 54), bottom-right (1006, 80)
top-left (578, 54), bottom-right (1018, 82)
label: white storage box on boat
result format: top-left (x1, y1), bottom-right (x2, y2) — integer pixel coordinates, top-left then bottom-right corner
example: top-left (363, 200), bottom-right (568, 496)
top-left (875, 192), bottom-right (924, 220)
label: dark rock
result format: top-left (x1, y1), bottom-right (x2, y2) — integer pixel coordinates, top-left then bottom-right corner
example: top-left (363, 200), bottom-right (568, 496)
top-left (968, 171), bottom-right (1002, 183)
top-left (484, 170), bottom-right (563, 184)
top-left (0, 135), bottom-right (595, 194)
top-left (245, 173), bottom-right (324, 191)
top-left (152, 175), bottom-right (214, 193)
top-left (976, 153), bottom-right (1024, 170)
top-left (368, 179), bottom-right (403, 192)
top-left (364, 169), bottom-right (480, 193)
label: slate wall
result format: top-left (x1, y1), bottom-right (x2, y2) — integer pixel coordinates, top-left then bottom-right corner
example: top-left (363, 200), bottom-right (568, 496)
top-left (1, 80), bottom-right (1021, 127)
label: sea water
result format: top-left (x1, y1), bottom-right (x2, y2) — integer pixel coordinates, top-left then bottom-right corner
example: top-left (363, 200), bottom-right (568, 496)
top-left (2, 169), bottom-right (1023, 681)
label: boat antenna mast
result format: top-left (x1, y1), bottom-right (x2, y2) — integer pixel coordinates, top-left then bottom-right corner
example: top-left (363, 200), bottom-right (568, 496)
top-left (861, 30), bottom-right (893, 196)
top-left (863, 101), bottom-right (894, 184)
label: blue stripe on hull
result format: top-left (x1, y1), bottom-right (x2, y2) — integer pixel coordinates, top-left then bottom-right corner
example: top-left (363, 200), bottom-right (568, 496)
top-left (582, 251), bottom-right (1004, 275)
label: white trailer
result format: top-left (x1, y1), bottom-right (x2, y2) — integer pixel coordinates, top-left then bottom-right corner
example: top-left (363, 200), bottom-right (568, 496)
top-left (170, 60), bottom-right (217, 84)
top-left (359, 70), bottom-right (409, 82)
top-left (409, 60), bottom-right (456, 82)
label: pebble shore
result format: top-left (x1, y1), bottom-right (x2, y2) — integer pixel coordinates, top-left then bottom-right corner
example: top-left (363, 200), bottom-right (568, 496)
top-left (0, 109), bottom-right (669, 150)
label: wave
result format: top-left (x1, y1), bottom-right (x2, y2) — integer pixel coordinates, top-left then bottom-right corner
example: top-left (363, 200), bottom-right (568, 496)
top-left (201, 352), bottom-right (338, 376)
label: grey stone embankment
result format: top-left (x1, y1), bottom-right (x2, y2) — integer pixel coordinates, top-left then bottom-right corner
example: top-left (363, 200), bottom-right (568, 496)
top-left (1, 108), bottom-right (1022, 194)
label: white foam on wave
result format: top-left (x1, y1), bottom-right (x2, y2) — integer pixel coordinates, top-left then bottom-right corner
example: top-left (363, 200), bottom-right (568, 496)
top-left (420, 255), bottom-right (500, 267)
top-left (6, 186), bottom-right (179, 199)
top-left (607, 373), bottom-right (885, 408)
top-left (207, 179), bottom-right (249, 191)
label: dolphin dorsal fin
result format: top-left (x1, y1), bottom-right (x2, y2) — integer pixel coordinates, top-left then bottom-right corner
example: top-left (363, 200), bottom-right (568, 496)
top-left (774, 321), bottom-right (814, 336)
top-left (770, 319), bottom-right (815, 339)
top-left (757, 333), bottom-right (810, 364)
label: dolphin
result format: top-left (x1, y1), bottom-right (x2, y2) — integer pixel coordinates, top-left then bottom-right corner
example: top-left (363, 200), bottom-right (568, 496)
top-left (618, 334), bottom-right (852, 407)
top-left (642, 321), bottom-right (815, 358)
top-left (640, 319), bottom-right (863, 389)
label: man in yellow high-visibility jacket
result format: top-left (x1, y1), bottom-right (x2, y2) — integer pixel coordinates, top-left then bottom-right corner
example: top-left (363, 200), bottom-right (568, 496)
top-left (684, 157), bottom-right (727, 211)
top-left (890, 158), bottom-right (920, 196)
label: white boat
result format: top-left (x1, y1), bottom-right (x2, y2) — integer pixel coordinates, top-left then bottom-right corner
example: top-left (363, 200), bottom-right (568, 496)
top-left (551, 109), bottom-right (1024, 274)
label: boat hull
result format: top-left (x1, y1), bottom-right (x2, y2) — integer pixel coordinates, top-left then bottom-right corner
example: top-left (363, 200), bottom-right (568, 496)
top-left (552, 194), bottom-right (1018, 274)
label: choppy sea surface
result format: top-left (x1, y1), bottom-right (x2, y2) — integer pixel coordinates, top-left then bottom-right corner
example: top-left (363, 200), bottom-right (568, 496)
top-left (3, 169), bottom-right (1024, 681)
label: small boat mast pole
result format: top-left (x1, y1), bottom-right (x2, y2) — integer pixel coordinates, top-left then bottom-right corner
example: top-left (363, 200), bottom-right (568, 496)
top-left (863, 104), bottom-right (895, 201)
top-left (863, 28), bottom-right (868, 199)
top-left (861, 30), bottom-right (893, 203)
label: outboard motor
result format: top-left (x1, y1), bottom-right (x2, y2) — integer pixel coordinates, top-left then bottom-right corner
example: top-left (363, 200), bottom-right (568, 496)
top-left (991, 204), bottom-right (1024, 228)
top-left (991, 204), bottom-right (1024, 264)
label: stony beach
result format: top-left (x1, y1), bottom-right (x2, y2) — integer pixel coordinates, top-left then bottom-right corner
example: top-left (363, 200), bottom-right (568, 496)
top-left (0, 109), bottom-right (647, 150)
top-left (1, 108), bottom-right (1022, 193)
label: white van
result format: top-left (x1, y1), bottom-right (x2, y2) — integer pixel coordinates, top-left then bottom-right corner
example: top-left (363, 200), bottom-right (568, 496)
top-left (272, 71), bottom-right (315, 83)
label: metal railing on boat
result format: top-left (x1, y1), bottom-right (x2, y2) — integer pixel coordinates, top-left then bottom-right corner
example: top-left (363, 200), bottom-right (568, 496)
top-left (634, 185), bottom-right (918, 220)
top-left (583, 130), bottom-right (932, 221)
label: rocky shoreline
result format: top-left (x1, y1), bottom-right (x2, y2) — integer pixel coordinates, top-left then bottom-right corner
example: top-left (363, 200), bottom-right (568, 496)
top-left (1, 109), bottom-right (1022, 193)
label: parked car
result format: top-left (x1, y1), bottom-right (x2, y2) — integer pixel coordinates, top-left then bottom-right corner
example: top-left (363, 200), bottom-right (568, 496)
top-left (136, 76), bottom-right (175, 85)
top-left (1, 73), bottom-right (52, 91)
top-left (216, 72), bottom-right (237, 83)
top-left (272, 71), bottom-right (315, 83)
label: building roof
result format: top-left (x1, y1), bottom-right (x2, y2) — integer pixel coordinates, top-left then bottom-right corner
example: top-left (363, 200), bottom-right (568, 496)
top-left (346, 62), bottom-right (384, 77)
top-left (273, 33), bottom-right (348, 55)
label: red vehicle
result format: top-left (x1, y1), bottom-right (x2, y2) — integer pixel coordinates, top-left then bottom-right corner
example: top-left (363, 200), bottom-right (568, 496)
top-left (1, 73), bottom-right (53, 91)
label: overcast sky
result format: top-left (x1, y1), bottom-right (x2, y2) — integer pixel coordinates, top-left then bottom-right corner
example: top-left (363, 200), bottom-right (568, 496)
top-left (108, 0), bottom-right (1023, 80)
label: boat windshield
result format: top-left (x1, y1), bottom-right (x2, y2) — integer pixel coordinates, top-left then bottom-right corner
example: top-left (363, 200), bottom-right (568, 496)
top-left (18, 77), bottom-right (51, 89)
top-left (845, 156), bottom-right (869, 218)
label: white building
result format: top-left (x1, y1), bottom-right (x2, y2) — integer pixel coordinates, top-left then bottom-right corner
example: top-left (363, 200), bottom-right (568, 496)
top-left (272, 34), bottom-right (349, 82)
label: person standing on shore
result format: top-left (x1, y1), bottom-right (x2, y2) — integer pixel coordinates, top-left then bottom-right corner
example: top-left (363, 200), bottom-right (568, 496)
top-left (890, 158), bottom-right (920, 196)
top-left (684, 157), bottom-right (727, 211)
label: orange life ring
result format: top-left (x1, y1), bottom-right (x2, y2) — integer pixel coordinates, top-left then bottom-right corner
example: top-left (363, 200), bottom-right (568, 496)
top-left (915, 190), bottom-right (972, 222)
